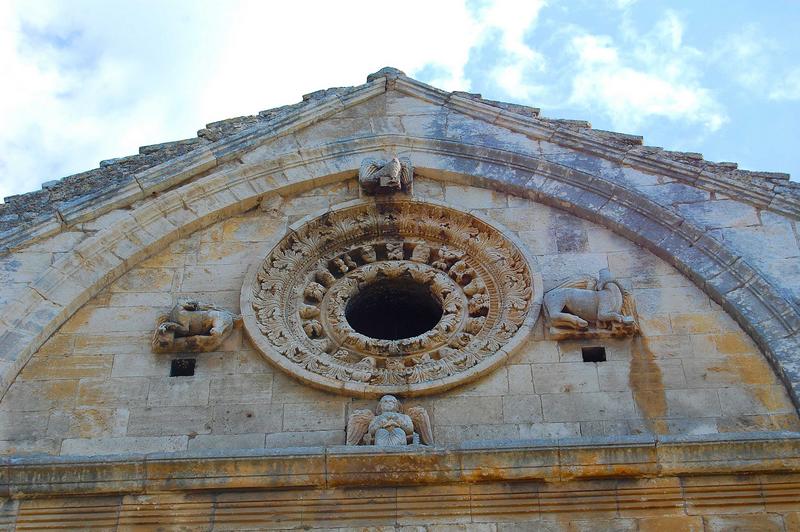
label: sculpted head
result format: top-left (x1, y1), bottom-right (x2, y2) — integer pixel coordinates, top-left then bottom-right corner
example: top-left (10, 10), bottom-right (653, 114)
top-left (377, 395), bottom-right (401, 414)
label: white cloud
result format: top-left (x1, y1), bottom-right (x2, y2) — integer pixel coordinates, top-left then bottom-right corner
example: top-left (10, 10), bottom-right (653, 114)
top-left (711, 26), bottom-right (775, 93)
top-left (769, 68), bottom-right (800, 101)
top-left (566, 12), bottom-right (726, 133)
top-left (472, 0), bottom-right (547, 99)
top-left (0, 0), bottom-right (492, 201)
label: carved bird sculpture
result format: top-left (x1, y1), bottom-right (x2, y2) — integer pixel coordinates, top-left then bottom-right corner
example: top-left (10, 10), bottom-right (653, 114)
top-left (359, 156), bottom-right (413, 194)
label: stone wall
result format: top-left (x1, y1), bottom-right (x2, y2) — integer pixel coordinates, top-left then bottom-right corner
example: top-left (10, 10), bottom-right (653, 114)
top-left (0, 179), bottom-right (795, 456)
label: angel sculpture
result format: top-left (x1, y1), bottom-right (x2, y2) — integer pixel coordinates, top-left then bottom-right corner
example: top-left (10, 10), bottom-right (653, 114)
top-left (346, 395), bottom-right (433, 447)
top-left (358, 156), bottom-right (413, 195)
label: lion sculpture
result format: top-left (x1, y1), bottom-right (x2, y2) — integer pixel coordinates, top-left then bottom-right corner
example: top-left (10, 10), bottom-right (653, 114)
top-left (152, 299), bottom-right (242, 353)
top-left (543, 268), bottom-right (637, 334)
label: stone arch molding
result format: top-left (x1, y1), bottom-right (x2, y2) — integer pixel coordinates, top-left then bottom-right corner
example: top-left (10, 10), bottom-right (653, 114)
top-left (2, 135), bottom-right (799, 409)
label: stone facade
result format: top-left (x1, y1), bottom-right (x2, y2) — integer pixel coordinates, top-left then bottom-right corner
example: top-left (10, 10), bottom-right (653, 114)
top-left (1, 178), bottom-right (796, 457)
top-left (0, 68), bottom-right (799, 528)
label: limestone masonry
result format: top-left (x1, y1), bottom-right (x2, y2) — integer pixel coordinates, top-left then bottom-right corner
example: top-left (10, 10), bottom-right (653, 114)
top-left (0, 67), bottom-right (799, 530)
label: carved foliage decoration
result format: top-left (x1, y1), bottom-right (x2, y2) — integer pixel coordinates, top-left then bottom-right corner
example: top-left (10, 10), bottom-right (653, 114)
top-left (241, 199), bottom-right (541, 397)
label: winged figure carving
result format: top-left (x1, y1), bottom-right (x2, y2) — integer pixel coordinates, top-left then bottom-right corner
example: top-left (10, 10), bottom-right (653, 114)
top-left (543, 268), bottom-right (638, 337)
top-left (359, 156), bottom-right (413, 195)
top-left (346, 395), bottom-right (433, 446)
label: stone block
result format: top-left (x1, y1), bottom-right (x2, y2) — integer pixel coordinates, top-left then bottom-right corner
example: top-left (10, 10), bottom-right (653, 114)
top-left (106, 291), bottom-right (173, 307)
top-left (723, 223), bottom-right (800, 262)
top-left (77, 377), bottom-right (150, 407)
top-left (539, 253), bottom-right (609, 290)
top-left (197, 240), bottom-right (258, 266)
top-left (60, 435), bottom-right (187, 455)
top-left (235, 349), bottom-right (273, 374)
top-left (210, 404), bottom-right (283, 435)
top-left (541, 392), bottom-right (636, 422)
top-left (644, 335), bottom-right (694, 359)
top-left (110, 268), bottom-right (175, 293)
top-left (61, 306), bottom-right (160, 334)
top-left (395, 484), bottom-right (471, 526)
top-left (670, 312), bottom-right (726, 335)
top-left (566, 518), bottom-right (637, 531)
top-left (34, 334), bottom-right (75, 357)
top-left (435, 423), bottom-right (522, 444)
top-left (75, 333), bottom-right (151, 355)
top-left (513, 339), bottom-right (559, 364)
top-left (607, 248), bottom-right (675, 279)
top-left (517, 228), bottom-right (559, 255)
top-left (0, 438), bottom-right (61, 455)
top-left (448, 368), bottom-right (508, 396)
top-left (662, 389), bottom-right (722, 418)
top-left (638, 516), bottom-right (703, 531)
top-left (634, 287), bottom-right (710, 315)
top-left (0, 380), bottom-right (78, 411)
top-left (271, 373), bottom-right (338, 403)
top-left (519, 422), bottom-right (580, 439)
top-left (702, 514), bottom-right (783, 531)
top-left (718, 386), bottom-right (796, 416)
top-left (263, 430), bottom-right (343, 447)
top-left (445, 184), bottom-right (508, 209)
top-left (502, 395), bottom-right (543, 423)
top-left (677, 200), bottom-right (760, 229)
top-left (665, 418), bottom-right (718, 435)
top-left (683, 356), bottom-right (776, 388)
top-left (187, 433), bottom-right (265, 451)
top-left (127, 406), bottom-right (211, 437)
top-left (283, 401), bottom-right (346, 431)
top-left (146, 377), bottom-right (210, 407)
top-left (208, 374), bottom-right (273, 404)
top-left (433, 396), bottom-right (503, 426)
top-left (47, 407), bottom-right (129, 439)
top-left (507, 364), bottom-right (534, 394)
top-left (598, 359), bottom-right (686, 391)
top-left (0, 410), bottom-right (49, 440)
top-left (179, 264), bottom-right (247, 293)
top-left (19, 355), bottom-right (113, 381)
top-left (532, 363), bottom-right (599, 394)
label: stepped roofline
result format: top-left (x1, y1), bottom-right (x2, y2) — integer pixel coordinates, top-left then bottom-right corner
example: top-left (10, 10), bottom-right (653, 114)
top-left (1, 66), bottom-right (798, 254)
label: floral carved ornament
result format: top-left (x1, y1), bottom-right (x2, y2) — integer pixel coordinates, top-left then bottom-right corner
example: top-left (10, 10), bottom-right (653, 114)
top-left (240, 199), bottom-right (542, 397)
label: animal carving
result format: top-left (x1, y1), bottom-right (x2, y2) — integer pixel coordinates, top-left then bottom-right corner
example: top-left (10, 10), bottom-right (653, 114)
top-left (543, 268), bottom-right (637, 335)
top-left (346, 395), bottom-right (433, 446)
top-left (359, 156), bottom-right (413, 194)
top-left (152, 299), bottom-right (242, 353)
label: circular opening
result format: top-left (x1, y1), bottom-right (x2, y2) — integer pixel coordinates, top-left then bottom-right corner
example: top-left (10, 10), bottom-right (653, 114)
top-left (345, 279), bottom-right (443, 340)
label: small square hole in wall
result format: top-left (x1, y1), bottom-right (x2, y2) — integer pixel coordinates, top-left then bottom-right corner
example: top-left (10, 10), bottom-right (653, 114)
top-left (170, 358), bottom-right (196, 377)
top-left (581, 346), bottom-right (606, 363)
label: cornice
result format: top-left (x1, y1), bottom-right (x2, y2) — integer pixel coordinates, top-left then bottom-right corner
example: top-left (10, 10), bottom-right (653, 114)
top-left (2, 70), bottom-right (798, 255)
top-left (2, 432), bottom-right (799, 498)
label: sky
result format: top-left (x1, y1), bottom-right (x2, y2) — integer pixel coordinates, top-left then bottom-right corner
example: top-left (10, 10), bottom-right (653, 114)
top-left (1, 0), bottom-right (799, 202)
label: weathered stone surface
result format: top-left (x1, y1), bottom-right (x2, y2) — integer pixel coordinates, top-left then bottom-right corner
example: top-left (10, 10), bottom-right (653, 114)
top-left (0, 68), bottom-right (798, 530)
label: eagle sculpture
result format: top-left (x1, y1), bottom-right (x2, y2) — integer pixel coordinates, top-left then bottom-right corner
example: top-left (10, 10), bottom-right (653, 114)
top-left (358, 156), bottom-right (413, 195)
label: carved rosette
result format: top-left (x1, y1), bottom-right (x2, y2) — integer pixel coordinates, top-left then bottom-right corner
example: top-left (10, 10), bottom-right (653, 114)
top-left (241, 199), bottom-right (542, 397)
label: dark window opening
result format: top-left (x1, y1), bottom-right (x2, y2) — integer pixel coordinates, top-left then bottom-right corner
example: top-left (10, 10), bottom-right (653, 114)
top-left (345, 279), bottom-right (442, 340)
top-left (581, 346), bottom-right (606, 363)
top-left (170, 358), bottom-right (196, 377)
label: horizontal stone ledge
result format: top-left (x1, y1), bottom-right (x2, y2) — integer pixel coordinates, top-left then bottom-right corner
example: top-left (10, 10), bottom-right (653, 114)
top-left (2, 431), bottom-right (800, 498)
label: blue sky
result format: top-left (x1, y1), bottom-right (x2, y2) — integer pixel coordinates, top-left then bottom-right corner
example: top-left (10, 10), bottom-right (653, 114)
top-left (1, 0), bottom-right (798, 201)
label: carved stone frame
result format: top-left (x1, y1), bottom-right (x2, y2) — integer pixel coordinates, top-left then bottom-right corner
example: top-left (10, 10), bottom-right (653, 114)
top-left (241, 198), bottom-right (542, 397)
